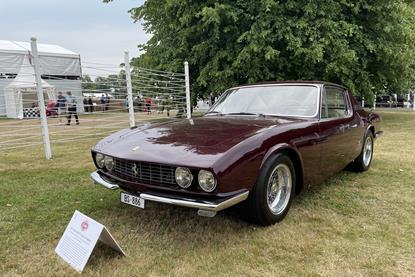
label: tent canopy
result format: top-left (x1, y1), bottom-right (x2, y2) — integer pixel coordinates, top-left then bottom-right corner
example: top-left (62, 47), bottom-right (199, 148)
top-left (0, 40), bottom-right (81, 76)
top-left (6, 55), bottom-right (53, 89)
top-left (0, 40), bottom-right (82, 118)
top-left (4, 55), bottom-right (55, 119)
top-left (0, 40), bottom-right (79, 58)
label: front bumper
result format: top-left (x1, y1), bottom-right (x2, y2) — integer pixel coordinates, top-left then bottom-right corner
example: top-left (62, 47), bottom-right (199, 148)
top-left (90, 171), bottom-right (249, 215)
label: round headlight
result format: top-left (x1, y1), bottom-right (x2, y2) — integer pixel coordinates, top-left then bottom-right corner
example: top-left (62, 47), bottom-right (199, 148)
top-left (175, 167), bottom-right (193, 188)
top-left (95, 153), bottom-right (105, 168)
top-left (198, 170), bottom-right (217, 192)
top-left (104, 156), bottom-right (115, 171)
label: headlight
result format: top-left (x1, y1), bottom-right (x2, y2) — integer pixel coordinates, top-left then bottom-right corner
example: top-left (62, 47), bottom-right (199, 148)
top-left (175, 167), bottom-right (193, 188)
top-left (198, 170), bottom-right (217, 192)
top-left (95, 153), bottom-right (105, 168)
top-left (104, 156), bottom-right (115, 171)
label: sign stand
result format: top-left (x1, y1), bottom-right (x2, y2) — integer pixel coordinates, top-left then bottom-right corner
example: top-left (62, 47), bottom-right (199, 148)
top-left (55, 210), bottom-right (125, 273)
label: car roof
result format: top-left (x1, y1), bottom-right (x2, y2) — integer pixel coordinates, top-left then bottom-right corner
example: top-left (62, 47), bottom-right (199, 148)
top-left (232, 80), bottom-right (347, 90)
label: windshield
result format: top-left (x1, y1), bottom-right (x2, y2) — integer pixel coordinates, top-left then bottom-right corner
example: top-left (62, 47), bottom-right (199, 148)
top-left (208, 85), bottom-right (319, 117)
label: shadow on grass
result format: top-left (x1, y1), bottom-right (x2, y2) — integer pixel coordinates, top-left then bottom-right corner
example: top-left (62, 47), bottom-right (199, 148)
top-left (87, 241), bottom-right (124, 268)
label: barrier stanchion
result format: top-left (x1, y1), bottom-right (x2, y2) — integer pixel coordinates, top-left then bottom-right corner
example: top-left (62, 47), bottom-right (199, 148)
top-left (124, 51), bottom-right (135, 127)
top-left (184, 61), bottom-right (191, 119)
top-left (31, 37), bottom-right (52, 160)
top-left (413, 93), bottom-right (415, 111)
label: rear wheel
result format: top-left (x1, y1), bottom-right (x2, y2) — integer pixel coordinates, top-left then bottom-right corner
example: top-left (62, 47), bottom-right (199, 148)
top-left (350, 132), bottom-right (374, 172)
top-left (247, 153), bottom-right (296, 226)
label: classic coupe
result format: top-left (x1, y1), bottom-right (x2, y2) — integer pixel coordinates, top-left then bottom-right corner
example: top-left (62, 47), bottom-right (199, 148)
top-left (91, 81), bottom-right (382, 226)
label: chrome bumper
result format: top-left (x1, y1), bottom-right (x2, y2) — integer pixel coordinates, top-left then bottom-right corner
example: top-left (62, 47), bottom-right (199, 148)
top-left (90, 171), bottom-right (249, 215)
top-left (90, 171), bottom-right (119, 190)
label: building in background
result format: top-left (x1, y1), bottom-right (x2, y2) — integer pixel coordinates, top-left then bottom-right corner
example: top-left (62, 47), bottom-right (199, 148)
top-left (0, 40), bottom-right (82, 118)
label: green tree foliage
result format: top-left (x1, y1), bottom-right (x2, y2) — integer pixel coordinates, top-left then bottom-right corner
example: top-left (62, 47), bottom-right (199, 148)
top-left (109, 0), bottom-right (415, 100)
top-left (81, 74), bottom-right (95, 91)
top-left (81, 71), bottom-right (127, 99)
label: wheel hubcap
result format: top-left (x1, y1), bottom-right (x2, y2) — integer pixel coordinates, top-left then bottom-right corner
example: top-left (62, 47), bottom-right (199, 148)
top-left (363, 136), bottom-right (373, 167)
top-left (266, 164), bottom-right (292, 215)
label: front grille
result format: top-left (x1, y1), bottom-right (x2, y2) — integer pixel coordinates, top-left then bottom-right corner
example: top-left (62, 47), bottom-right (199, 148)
top-left (112, 158), bottom-right (176, 186)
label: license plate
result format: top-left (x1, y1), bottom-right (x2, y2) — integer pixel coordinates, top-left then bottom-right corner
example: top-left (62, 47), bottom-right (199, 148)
top-left (120, 192), bottom-right (145, 209)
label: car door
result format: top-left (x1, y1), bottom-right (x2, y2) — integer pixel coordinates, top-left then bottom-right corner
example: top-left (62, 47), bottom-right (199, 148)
top-left (317, 86), bottom-right (356, 179)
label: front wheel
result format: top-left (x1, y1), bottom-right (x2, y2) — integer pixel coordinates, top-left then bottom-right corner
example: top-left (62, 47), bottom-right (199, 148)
top-left (247, 153), bottom-right (296, 226)
top-left (350, 132), bottom-right (374, 172)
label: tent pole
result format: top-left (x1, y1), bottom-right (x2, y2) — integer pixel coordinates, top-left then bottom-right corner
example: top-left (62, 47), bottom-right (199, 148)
top-left (31, 37), bottom-right (52, 160)
top-left (124, 51), bottom-right (135, 128)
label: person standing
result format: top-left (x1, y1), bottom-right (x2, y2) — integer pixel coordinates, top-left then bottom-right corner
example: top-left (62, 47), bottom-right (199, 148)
top-left (124, 95), bottom-right (129, 112)
top-left (56, 91), bottom-right (66, 125)
top-left (100, 94), bottom-right (106, 112)
top-left (83, 97), bottom-right (89, 113)
top-left (105, 93), bottom-right (110, 111)
top-left (88, 96), bottom-right (94, 113)
top-left (145, 97), bottom-right (151, 114)
top-left (66, 91), bottom-right (79, 125)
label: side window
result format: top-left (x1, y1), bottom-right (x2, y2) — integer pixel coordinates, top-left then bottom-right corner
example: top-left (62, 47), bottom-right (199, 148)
top-left (321, 87), bottom-right (348, 119)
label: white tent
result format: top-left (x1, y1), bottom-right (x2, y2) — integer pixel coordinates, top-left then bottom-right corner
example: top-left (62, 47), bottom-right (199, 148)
top-left (4, 55), bottom-right (54, 118)
top-left (0, 40), bottom-right (82, 117)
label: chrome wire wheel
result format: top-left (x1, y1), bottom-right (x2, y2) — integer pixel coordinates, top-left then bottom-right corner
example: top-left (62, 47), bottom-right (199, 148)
top-left (363, 136), bottom-right (373, 167)
top-left (266, 163), bottom-right (292, 215)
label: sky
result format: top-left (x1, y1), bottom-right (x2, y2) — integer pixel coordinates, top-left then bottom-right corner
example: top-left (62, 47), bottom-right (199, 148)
top-left (0, 0), bottom-right (150, 76)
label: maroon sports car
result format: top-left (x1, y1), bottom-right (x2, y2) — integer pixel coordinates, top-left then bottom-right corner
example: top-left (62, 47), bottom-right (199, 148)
top-left (91, 81), bottom-right (382, 225)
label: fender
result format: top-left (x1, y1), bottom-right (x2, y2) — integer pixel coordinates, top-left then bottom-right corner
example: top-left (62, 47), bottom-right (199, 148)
top-left (365, 124), bottom-right (374, 135)
top-left (260, 143), bottom-right (305, 190)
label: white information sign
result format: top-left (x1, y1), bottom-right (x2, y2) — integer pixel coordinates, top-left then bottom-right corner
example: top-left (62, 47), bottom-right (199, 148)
top-left (55, 210), bottom-right (125, 272)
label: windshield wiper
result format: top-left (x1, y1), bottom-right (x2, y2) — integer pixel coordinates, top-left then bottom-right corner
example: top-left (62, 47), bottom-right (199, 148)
top-left (223, 112), bottom-right (265, 117)
top-left (205, 111), bottom-right (223, 116)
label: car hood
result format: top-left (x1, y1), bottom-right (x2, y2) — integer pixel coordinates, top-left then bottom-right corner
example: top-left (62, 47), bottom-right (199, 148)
top-left (94, 116), bottom-right (298, 168)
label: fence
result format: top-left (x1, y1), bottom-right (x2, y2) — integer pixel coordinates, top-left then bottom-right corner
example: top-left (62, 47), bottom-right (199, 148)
top-left (359, 95), bottom-right (415, 111)
top-left (0, 38), bottom-right (191, 159)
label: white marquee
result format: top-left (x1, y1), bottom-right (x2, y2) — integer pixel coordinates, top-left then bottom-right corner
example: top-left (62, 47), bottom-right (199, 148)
top-left (0, 40), bottom-right (83, 118)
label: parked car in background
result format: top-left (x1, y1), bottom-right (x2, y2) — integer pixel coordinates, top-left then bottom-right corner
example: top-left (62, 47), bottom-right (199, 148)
top-left (395, 95), bottom-right (405, 108)
top-left (194, 99), bottom-right (210, 112)
top-left (90, 81), bottom-right (382, 226)
top-left (374, 94), bottom-right (406, 108)
top-left (376, 95), bottom-right (392, 108)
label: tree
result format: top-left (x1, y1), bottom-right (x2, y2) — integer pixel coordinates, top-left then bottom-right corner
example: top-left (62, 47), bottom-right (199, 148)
top-left (81, 71), bottom-right (127, 99)
top-left (108, 0), bottom-right (415, 101)
top-left (81, 74), bottom-right (96, 91)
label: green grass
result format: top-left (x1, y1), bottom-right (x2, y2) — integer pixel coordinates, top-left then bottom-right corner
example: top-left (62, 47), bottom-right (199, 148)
top-left (1, 111), bottom-right (414, 276)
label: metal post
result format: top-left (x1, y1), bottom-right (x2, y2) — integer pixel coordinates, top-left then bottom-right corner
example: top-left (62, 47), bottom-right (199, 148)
top-left (413, 93), bottom-right (415, 111)
top-left (31, 37), bottom-right (52, 160)
top-left (124, 51), bottom-right (135, 128)
top-left (373, 94), bottom-right (376, 110)
top-left (362, 97), bottom-right (365, 109)
top-left (184, 61), bottom-right (191, 119)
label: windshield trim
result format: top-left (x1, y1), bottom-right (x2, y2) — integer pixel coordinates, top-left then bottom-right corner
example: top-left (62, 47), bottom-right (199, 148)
top-left (207, 84), bottom-right (321, 118)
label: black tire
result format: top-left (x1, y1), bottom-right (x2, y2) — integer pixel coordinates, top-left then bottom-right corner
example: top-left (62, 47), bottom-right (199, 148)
top-left (350, 131), bottom-right (374, 172)
top-left (247, 153), bottom-right (296, 226)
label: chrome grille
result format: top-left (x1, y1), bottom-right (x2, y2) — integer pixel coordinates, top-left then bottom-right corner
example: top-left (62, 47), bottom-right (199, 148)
top-left (112, 158), bottom-right (176, 186)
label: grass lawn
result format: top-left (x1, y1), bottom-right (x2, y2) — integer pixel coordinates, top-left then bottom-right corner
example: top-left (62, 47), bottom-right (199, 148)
top-left (0, 111), bottom-right (414, 276)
